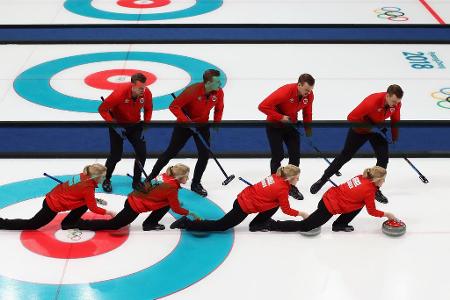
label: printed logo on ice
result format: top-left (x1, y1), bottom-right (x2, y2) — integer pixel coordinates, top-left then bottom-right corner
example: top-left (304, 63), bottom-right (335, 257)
top-left (402, 51), bottom-right (446, 69)
top-left (374, 7), bottom-right (408, 22)
top-left (431, 88), bottom-right (450, 110)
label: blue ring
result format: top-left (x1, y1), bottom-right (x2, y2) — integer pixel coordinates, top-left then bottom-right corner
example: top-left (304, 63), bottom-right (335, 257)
top-left (0, 175), bottom-right (233, 299)
top-left (64, 0), bottom-right (223, 21)
top-left (13, 51), bottom-right (227, 112)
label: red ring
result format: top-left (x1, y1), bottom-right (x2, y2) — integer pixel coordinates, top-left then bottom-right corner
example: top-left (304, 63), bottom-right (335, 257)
top-left (84, 69), bottom-right (156, 90)
top-left (117, 0), bottom-right (171, 9)
top-left (20, 212), bottom-right (129, 259)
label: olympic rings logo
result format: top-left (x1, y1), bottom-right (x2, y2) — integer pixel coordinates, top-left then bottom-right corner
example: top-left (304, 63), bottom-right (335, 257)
top-left (374, 7), bottom-right (409, 22)
top-left (66, 229), bottom-right (83, 241)
top-left (431, 88), bottom-right (450, 109)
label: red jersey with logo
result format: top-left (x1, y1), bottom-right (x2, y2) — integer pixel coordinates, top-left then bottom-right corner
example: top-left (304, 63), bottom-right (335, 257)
top-left (347, 92), bottom-right (401, 140)
top-left (258, 83), bottom-right (314, 132)
top-left (98, 83), bottom-right (153, 124)
top-left (322, 175), bottom-right (384, 217)
top-left (45, 173), bottom-right (106, 215)
top-left (237, 174), bottom-right (299, 216)
top-left (169, 83), bottom-right (224, 123)
top-left (127, 173), bottom-right (189, 215)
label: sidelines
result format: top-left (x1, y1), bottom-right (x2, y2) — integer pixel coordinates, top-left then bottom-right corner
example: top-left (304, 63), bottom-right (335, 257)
top-left (419, 0), bottom-right (446, 25)
top-left (0, 122), bottom-right (449, 158)
top-left (1, 26), bottom-right (449, 44)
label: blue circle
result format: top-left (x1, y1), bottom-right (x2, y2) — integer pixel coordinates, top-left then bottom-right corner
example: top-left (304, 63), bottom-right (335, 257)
top-left (64, 0), bottom-right (223, 21)
top-left (0, 175), bottom-right (233, 299)
top-left (13, 51), bottom-right (227, 112)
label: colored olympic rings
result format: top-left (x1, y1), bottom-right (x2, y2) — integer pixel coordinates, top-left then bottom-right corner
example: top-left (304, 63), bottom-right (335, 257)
top-left (374, 7), bottom-right (409, 22)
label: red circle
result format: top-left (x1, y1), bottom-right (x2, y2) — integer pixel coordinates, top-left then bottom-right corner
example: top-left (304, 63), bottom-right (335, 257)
top-left (84, 69), bottom-right (156, 90)
top-left (20, 212), bottom-right (129, 259)
top-left (117, 0), bottom-right (171, 9)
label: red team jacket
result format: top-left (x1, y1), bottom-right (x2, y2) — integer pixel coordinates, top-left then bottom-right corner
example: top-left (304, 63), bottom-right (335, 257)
top-left (45, 173), bottom-right (106, 215)
top-left (347, 92), bottom-right (401, 140)
top-left (98, 83), bottom-right (153, 124)
top-left (169, 83), bottom-right (224, 123)
top-left (258, 83), bottom-right (314, 132)
top-left (237, 174), bottom-right (299, 216)
top-left (127, 174), bottom-right (189, 215)
top-left (322, 175), bottom-right (384, 217)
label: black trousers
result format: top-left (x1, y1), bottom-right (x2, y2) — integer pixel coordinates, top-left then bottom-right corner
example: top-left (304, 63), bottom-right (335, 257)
top-left (321, 129), bottom-right (388, 181)
top-left (149, 124), bottom-right (210, 184)
top-left (184, 199), bottom-right (278, 232)
top-left (105, 123), bottom-right (146, 183)
top-left (0, 200), bottom-right (88, 230)
top-left (76, 199), bottom-right (170, 231)
top-left (266, 124), bottom-right (300, 174)
top-left (270, 199), bottom-right (362, 232)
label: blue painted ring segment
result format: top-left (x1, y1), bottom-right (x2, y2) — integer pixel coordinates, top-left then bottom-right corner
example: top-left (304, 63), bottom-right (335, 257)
top-left (13, 51), bottom-right (227, 112)
top-left (64, 0), bottom-right (223, 21)
top-left (0, 175), bottom-right (233, 299)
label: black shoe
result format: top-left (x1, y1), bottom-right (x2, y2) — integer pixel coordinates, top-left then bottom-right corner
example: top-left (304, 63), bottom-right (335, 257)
top-left (289, 185), bottom-right (304, 200)
top-left (132, 181), bottom-right (145, 192)
top-left (170, 216), bottom-right (188, 229)
top-left (191, 182), bottom-right (207, 197)
top-left (332, 225), bottom-right (354, 232)
top-left (249, 219), bottom-right (275, 232)
top-left (310, 178), bottom-right (326, 194)
top-left (102, 179), bottom-right (112, 193)
top-left (375, 189), bottom-right (388, 204)
top-left (143, 223), bottom-right (165, 231)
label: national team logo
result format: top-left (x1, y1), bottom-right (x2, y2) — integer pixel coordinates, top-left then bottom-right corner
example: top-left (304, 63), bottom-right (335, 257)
top-left (211, 95), bottom-right (217, 102)
top-left (140, 98), bottom-right (144, 104)
top-left (431, 88), bottom-right (450, 109)
top-left (377, 108), bottom-right (382, 112)
top-left (390, 108), bottom-right (395, 112)
top-left (374, 7), bottom-right (408, 22)
top-left (303, 99), bottom-right (308, 105)
top-left (198, 96), bottom-right (202, 101)
top-left (125, 99), bottom-right (130, 103)
top-left (64, 0), bottom-right (223, 21)
top-left (289, 98), bottom-right (294, 103)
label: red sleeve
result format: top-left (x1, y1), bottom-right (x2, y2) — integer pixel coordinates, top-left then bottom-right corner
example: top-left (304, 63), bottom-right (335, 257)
top-left (363, 191), bottom-right (384, 218)
top-left (213, 90), bottom-right (224, 122)
top-left (278, 189), bottom-right (299, 217)
top-left (143, 89), bottom-right (153, 122)
top-left (84, 189), bottom-right (106, 215)
top-left (167, 187), bottom-right (189, 215)
top-left (302, 93), bottom-right (314, 133)
top-left (258, 85), bottom-right (289, 121)
top-left (169, 86), bottom-right (194, 123)
top-left (98, 89), bottom-right (125, 122)
top-left (390, 103), bottom-right (401, 141)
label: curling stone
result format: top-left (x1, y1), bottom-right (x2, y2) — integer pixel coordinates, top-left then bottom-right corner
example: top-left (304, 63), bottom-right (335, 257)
top-left (382, 220), bottom-right (406, 237)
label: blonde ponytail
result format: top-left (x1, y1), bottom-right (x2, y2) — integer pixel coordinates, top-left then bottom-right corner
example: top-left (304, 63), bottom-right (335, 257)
top-left (363, 166), bottom-right (387, 181)
top-left (276, 164), bottom-right (300, 180)
top-left (83, 163), bottom-right (107, 178)
top-left (166, 163), bottom-right (190, 180)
